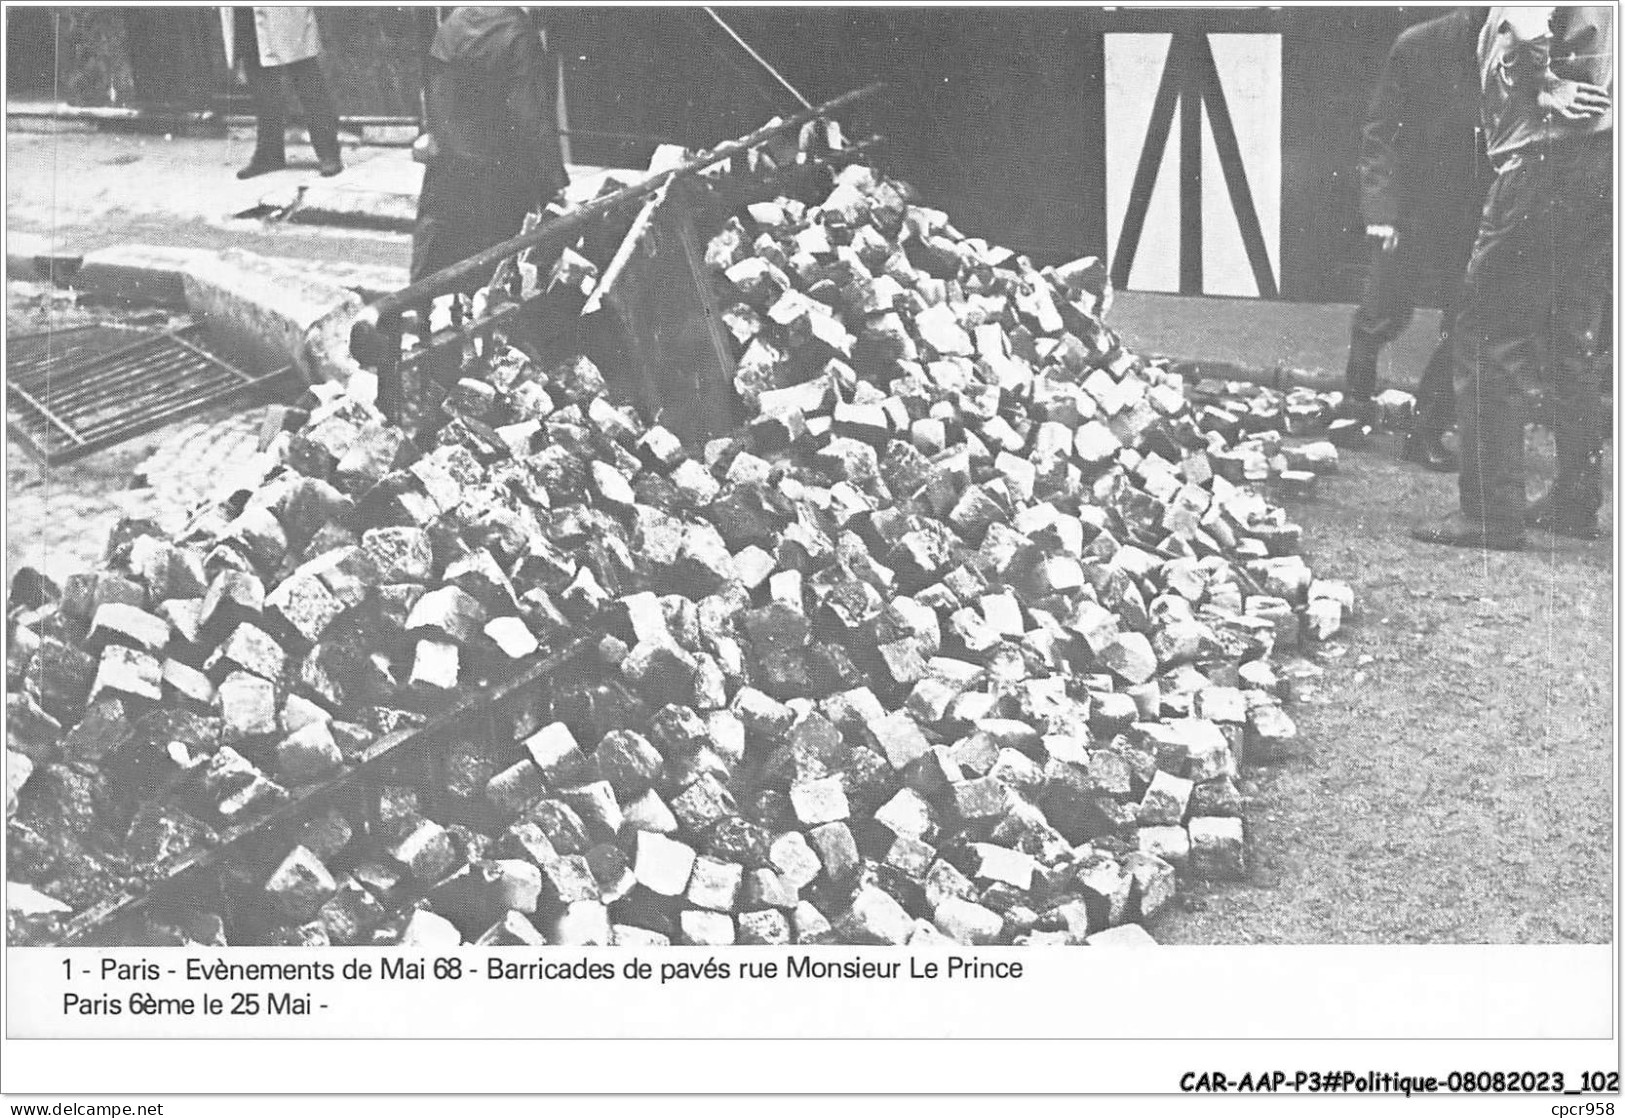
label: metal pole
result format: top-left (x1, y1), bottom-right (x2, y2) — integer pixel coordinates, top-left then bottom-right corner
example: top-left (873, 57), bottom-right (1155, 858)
top-left (701, 7), bottom-right (813, 109)
top-left (352, 81), bottom-right (884, 331)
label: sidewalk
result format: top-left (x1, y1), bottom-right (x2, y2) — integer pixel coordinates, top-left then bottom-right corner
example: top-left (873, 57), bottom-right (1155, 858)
top-left (6, 128), bottom-right (414, 279)
top-left (1110, 290), bottom-right (1439, 387)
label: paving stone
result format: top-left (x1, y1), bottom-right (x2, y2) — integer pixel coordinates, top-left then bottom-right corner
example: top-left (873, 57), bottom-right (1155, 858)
top-left (264, 845), bottom-right (338, 923)
top-left (808, 821), bottom-right (860, 884)
top-left (1136, 824), bottom-right (1191, 869)
top-left (1187, 815), bottom-right (1245, 880)
top-left (1085, 922), bottom-right (1158, 947)
top-left (790, 775), bottom-right (850, 826)
top-left (932, 895), bottom-right (1004, 945)
top-left (633, 831), bottom-right (696, 896)
top-left (970, 842), bottom-right (1037, 890)
top-left (1123, 850), bottom-right (1176, 921)
top-left (833, 884), bottom-right (913, 944)
top-left (1138, 769), bottom-right (1194, 826)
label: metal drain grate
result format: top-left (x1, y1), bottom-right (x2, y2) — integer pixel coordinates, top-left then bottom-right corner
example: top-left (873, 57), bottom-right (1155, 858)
top-left (7, 322), bottom-right (296, 464)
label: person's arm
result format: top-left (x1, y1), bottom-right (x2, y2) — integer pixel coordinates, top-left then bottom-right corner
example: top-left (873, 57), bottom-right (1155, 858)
top-left (1357, 39), bottom-right (1406, 245)
top-left (1491, 7), bottom-right (1610, 119)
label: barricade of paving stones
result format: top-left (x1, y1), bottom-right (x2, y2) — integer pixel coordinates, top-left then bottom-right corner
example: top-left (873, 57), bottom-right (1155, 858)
top-left (6, 162), bottom-right (1353, 948)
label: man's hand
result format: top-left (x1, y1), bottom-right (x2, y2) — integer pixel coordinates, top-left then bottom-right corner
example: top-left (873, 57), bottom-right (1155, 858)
top-left (1539, 79), bottom-right (1611, 120)
top-left (1366, 224), bottom-right (1399, 252)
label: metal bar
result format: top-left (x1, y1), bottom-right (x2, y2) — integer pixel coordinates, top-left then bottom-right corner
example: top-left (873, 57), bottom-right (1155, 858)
top-left (18, 349), bottom-right (211, 409)
top-left (352, 82), bottom-right (884, 332)
top-left (60, 357), bottom-right (271, 423)
top-left (10, 329), bottom-right (170, 389)
top-left (1178, 36), bottom-right (1203, 296)
top-left (5, 380), bottom-right (88, 446)
top-left (562, 127), bottom-right (685, 146)
top-left (166, 330), bottom-right (259, 385)
top-left (46, 374), bottom-right (297, 464)
top-left (398, 301), bottom-right (529, 381)
top-left (1191, 34), bottom-right (1279, 298)
top-left (373, 319), bottom-right (405, 424)
top-left (61, 633), bottom-right (597, 945)
top-left (7, 324), bottom-right (146, 370)
top-left (32, 367), bottom-right (224, 427)
top-left (71, 371), bottom-right (280, 437)
top-left (582, 184), bottom-right (670, 316)
top-left (5, 416), bottom-right (61, 462)
top-left (68, 385), bottom-right (243, 438)
top-left (10, 343), bottom-right (180, 396)
top-left (1110, 35), bottom-right (1186, 292)
top-left (702, 7), bottom-right (814, 109)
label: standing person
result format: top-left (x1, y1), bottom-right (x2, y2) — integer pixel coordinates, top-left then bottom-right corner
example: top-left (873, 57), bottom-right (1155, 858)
top-left (410, 7), bottom-right (569, 285)
top-left (222, 7), bottom-right (343, 179)
top-left (1413, 6), bottom-right (1612, 549)
top-left (1343, 7), bottom-right (1490, 472)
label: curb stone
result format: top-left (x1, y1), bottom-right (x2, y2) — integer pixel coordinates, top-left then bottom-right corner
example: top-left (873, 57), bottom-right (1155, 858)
top-left (7, 231), bottom-right (84, 286)
top-left (10, 239), bottom-right (409, 389)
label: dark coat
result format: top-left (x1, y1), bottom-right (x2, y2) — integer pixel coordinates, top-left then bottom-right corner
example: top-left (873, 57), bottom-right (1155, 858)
top-left (411, 7), bottom-right (569, 282)
top-left (1357, 8), bottom-right (1490, 251)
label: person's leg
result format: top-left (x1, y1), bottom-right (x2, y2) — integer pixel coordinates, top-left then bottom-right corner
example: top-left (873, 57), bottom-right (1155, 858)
top-left (1532, 139), bottom-right (1611, 536)
top-left (1404, 246), bottom-right (1466, 470)
top-left (1415, 165), bottom-right (1542, 548)
top-left (285, 57), bottom-right (343, 174)
top-left (411, 162), bottom-right (454, 283)
top-left (236, 11), bottom-right (285, 176)
top-left (1344, 239), bottom-right (1416, 420)
top-left (1404, 330), bottom-right (1461, 471)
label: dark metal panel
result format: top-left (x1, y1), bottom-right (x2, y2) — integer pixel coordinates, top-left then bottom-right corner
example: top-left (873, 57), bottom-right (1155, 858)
top-left (596, 187), bottom-right (742, 446)
top-left (6, 323), bottom-right (293, 465)
top-left (1179, 48), bottom-right (1205, 295)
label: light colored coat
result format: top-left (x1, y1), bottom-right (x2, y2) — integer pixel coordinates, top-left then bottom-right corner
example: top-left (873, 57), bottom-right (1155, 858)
top-left (220, 7), bottom-right (321, 69)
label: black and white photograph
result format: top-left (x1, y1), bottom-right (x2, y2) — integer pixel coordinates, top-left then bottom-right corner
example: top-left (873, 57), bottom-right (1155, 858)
top-left (0, 1), bottom-right (1616, 1108)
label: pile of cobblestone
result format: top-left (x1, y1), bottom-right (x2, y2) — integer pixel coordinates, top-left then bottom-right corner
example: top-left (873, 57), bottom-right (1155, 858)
top-left (7, 161), bottom-right (1351, 948)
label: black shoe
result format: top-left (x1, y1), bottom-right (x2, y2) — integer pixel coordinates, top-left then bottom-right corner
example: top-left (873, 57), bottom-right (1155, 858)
top-left (1403, 429), bottom-right (1460, 473)
top-left (1411, 514), bottom-right (1525, 551)
top-left (236, 158), bottom-right (286, 180)
top-left (318, 158), bottom-right (344, 178)
top-left (1524, 492), bottom-right (1600, 539)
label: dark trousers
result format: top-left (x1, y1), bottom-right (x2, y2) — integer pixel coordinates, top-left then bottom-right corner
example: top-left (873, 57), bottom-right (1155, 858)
top-left (1346, 236), bottom-right (1463, 432)
top-left (235, 11), bottom-right (339, 165)
top-left (1454, 136), bottom-right (1611, 526)
top-left (411, 160), bottom-right (538, 284)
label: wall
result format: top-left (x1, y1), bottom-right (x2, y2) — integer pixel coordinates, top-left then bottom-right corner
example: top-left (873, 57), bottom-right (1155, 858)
top-left (6, 6), bottom-right (427, 114)
top-left (8, 6), bottom-right (1454, 303)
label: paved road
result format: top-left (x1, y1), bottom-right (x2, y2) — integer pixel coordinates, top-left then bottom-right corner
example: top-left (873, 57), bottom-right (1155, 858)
top-left (1156, 429), bottom-right (1613, 943)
